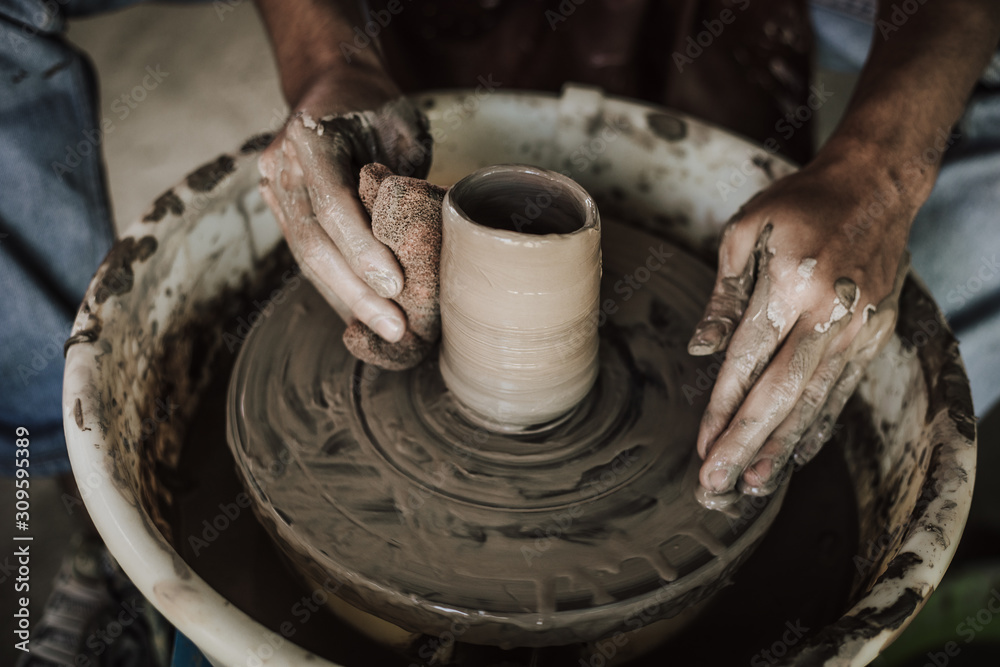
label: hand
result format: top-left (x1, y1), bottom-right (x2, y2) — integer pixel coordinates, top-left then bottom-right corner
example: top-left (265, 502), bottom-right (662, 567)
top-left (688, 156), bottom-right (911, 495)
top-left (258, 68), bottom-right (432, 343)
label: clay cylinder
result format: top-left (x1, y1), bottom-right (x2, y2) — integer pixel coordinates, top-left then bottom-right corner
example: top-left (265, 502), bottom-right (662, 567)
top-left (439, 164), bottom-right (601, 429)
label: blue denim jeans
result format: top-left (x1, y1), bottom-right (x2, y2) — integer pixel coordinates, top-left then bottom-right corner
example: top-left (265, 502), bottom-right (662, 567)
top-left (0, 0), bottom-right (126, 476)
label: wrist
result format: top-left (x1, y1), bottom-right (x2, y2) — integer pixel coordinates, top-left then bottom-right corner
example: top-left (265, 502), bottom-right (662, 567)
top-left (810, 135), bottom-right (935, 221)
top-left (255, 0), bottom-right (386, 106)
top-left (818, 119), bottom-right (954, 210)
top-left (287, 59), bottom-right (396, 114)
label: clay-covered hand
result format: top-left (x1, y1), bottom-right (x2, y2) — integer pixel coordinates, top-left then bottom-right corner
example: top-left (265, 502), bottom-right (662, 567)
top-left (688, 159), bottom-right (911, 496)
top-left (342, 164), bottom-right (445, 370)
top-left (258, 74), bottom-right (432, 345)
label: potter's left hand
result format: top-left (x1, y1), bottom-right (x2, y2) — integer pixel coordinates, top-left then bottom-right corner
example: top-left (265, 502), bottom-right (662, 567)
top-left (254, 0), bottom-right (432, 343)
top-left (688, 156), bottom-right (910, 495)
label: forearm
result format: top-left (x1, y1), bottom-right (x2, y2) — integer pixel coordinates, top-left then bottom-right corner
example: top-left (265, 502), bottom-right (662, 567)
top-left (255, 0), bottom-right (386, 105)
top-left (820, 0), bottom-right (1000, 208)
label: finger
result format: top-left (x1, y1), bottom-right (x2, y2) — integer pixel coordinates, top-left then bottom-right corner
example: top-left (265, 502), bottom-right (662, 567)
top-left (696, 236), bottom-right (789, 458)
top-left (792, 263), bottom-right (906, 466)
top-left (700, 314), bottom-right (837, 492)
top-left (258, 179), bottom-right (347, 316)
top-left (286, 118), bottom-right (405, 299)
top-left (688, 220), bottom-right (765, 355)
top-left (792, 358), bottom-right (864, 467)
top-left (739, 350), bottom-right (848, 495)
top-left (260, 169), bottom-right (407, 343)
top-left (791, 308), bottom-right (894, 466)
top-left (701, 272), bottom-right (863, 490)
top-left (695, 285), bottom-right (784, 459)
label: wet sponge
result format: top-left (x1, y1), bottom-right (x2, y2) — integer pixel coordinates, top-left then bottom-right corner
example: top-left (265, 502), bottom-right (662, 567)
top-left (342, 163), bottom-right (445, 370)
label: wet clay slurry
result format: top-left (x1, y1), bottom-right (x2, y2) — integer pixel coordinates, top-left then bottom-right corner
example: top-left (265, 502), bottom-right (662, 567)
top-left (439, 165), bottom-right (602, 429)
top-left (224, 220), bottom-right (793, 649)
top-left (174, 343), bottom-right (858, 666)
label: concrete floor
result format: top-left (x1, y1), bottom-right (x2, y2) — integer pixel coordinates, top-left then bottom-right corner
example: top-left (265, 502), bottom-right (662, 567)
top-left (69, 2), bottom-right (284, 230)
top-left (0, 3), bottom-right (996, 666)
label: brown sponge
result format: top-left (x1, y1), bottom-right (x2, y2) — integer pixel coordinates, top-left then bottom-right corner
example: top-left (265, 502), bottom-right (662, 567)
top-left (342, 163), bottom-right (445, 370)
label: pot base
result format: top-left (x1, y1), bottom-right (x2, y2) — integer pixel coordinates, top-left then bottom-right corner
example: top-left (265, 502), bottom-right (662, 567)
top-left (225, 220), bottom-right (790, 649)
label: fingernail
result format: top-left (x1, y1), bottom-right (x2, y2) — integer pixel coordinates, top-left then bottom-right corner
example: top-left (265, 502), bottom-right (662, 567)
top-left (814, 415), bottom-right (833, 444)
top-left (366, 270), bottom-right (402, 299)
top-left (793, 434), bottom-right (823, 468)
top-left (695, 485), bottom-right (740, 511)
top-left (371, 316), bottom-right (404, 342)
top-left (707, 467), bottom-right (732, 493)
top-left (739, 463), bottom-right (786, 497)
top-left (749, 459), bottom-right (774, 485)
top-left (688, 321), bottom-right (725, 355)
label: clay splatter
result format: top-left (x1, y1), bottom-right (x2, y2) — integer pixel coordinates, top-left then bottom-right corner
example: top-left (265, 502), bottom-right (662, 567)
top-left (187, 155), bottom-right (236, 192)
top-left (240, 132), bottom-right (275, 154)
top-left (144, 190), bottom-right (184, 223)
top-left (647, 112), bottom-right (688, 141)
top-left (95, 235), bottom-right (158, 304)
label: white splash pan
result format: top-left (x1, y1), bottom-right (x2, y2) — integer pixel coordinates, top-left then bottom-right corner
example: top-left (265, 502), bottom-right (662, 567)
top-left (63, 85), bottom-right (975, 666)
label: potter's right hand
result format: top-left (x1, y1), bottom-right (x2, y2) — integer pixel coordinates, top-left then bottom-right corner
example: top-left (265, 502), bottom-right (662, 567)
top-left (687, 156), bottom-right (912, 498)
top-left (258, 72), bottom-right (432, 343)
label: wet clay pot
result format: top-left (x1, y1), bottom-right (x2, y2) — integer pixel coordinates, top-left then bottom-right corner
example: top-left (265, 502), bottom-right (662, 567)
top-left (439, 164), bottom-right (602, 429)
top-left (64, 86), bottom-right (975, 666)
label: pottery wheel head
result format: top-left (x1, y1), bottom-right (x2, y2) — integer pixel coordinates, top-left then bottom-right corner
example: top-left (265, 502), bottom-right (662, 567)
top-left (226, 220), bottom-right (789, 648)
